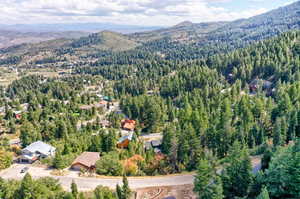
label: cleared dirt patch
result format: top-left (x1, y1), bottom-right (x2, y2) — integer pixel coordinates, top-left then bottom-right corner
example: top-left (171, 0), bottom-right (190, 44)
top-left (135, 184), bottom-right (196, 199)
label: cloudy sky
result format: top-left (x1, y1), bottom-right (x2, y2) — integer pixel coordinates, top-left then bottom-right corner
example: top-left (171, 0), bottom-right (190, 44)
top-left (0, 0), bottom-right (297, 26)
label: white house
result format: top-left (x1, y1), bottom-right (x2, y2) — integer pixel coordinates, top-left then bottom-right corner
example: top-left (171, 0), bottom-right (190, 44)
top-left (20, 141), bottom-right (56, 163)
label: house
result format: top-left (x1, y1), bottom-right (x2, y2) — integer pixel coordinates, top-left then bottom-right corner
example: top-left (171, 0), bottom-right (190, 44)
top-left (103, 96), bottom-right (112, 102)
top-left (151, 140), bottom-right (162, 153)
top-left (71, 152), bottom-right (100, 171)
top-left (151, 140), bottom-right (162, 148)
top-left (121, 119), bottom-right (136, 131)
top-left (79, 105), bottom-right (93, 110)
top-left (20, 103), bottom-right (29, 111)
top-left (20, 141), bottom-right (56, 163)
top-left (0, 106), bottom-right (5, 114)
top-left (99, 120), bottom-right (110, 128)
top-left (117, 132), bottom-right (134, 148)
top-left (249, 79), bottom-right (272, 92)
top-left (13, 111), bottom-right (22, 119)
top-left (94, 100), bottom-right (108, 110)
top-left (9, 138), bottom-right (21, 147)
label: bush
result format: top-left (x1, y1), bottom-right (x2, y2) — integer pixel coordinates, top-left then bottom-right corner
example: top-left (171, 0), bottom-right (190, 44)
top-left (96, 152), bottom-right (123, 176)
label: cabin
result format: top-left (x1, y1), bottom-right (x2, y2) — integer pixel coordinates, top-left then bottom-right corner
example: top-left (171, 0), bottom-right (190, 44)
top-left (71, 152), bottom-right (100, 171)
top-left (117, 132), bottom-right (134, 148)
top-left (121, 119), bottom-right (136, 131)
top-left (19, 141), bottom-right (56, 163)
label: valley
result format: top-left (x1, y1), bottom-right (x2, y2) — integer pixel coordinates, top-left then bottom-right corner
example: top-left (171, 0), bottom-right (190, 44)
top-left (0, 1), bottom-right (300, 199)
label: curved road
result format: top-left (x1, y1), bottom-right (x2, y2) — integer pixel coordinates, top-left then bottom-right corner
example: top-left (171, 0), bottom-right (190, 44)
top-left (0, 164), bottom-right (194, 191)
top-left (0, 156), bottom-right (261, 191)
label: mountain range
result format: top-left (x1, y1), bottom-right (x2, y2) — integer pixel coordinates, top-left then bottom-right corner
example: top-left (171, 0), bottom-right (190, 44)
top-left (0, 23), bottom-right (162, 49)
top-left (1, 1), bottom-right (300, 65)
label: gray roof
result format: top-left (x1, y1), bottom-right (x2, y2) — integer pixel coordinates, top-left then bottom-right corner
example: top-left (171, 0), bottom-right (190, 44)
top-left (151, 140), bottom-right (162, 147)
top-left (23, 141), bottom-right (56, 156)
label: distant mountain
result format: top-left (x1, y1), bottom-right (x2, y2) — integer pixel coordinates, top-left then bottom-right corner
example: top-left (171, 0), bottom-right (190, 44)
top-left (1, 1), bottom-right (300, 65)
top-left (0, 30), bottom-right (89, 49)
top-left (133, 0), bottom-right (300, 58)
top-left (204, 1), bottom-right (300, 45)
top-left (0, 23), bottom-right (162, 34)
top-left (130, 21), bottom-right (227, 43)
top-left (0, 23), bottom-right (161, 49)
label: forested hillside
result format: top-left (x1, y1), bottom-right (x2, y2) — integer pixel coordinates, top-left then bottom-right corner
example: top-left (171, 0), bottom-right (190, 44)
top-left (1, 1), bottom-right (300, 66)
top-left (0, 2), bottom-right (300, 199)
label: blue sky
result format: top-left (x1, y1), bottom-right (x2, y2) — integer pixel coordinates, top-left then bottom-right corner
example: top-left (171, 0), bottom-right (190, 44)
top-left (209, 0), bottom-right (296, 12)
top-left (0, 0), bottom-right (297, 26)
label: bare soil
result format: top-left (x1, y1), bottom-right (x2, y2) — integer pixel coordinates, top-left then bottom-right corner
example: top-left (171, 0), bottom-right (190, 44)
top-left (135, 184), bottom-right (196, 199)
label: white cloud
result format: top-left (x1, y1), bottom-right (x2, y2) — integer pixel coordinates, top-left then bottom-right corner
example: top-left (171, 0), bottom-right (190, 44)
top-left (0, 0), bottom-right (277, 26)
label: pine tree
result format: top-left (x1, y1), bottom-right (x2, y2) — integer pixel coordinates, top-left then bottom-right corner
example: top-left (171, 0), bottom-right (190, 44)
top-left (116, 184), bottom-right (122, 199)
top-left (53, 149), bottom-right (65, 169)
top-left (71, 180), bottom-right (78, 199)
top-left (261, 147), bottom-right (273, 171)
top-left (161, 126), bottom-right (174, 155)
top-left (256, 187), bottom-right (270, 199)
top-left (122, 175), bottom-right (131, 199)
top-left (17, 173), bottom-right (34, 199)
top-left (222, 141), bottom-right (252, 198)
top-left (273, 117), bottom-right (283, 147)
top-left (194, 159), bottom-right (224, 199)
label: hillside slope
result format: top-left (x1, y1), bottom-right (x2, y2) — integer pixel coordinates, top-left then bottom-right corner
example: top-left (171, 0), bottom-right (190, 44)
top-left (70, 31), bottom-right (139, 51)
top-left (0, 30), bottom-right (89, 49)
top-left (130, 21), bottom-right (227, 43)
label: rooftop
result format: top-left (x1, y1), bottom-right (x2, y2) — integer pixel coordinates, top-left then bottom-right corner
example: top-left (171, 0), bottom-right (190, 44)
top-left (72, 152), bottom-right (100, 168)
top-left (118, 131), bottom-right (134, 143)
top-left (23, 141), bottom-right (56, 155)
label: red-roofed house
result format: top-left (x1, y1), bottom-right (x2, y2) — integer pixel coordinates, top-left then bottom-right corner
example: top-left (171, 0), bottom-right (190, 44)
top-left (121, 119), bottom-right (136, 131)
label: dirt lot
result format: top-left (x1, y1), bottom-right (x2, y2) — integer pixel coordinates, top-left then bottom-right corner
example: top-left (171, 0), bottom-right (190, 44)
top-left (135, 184), bottom-right (196, 199)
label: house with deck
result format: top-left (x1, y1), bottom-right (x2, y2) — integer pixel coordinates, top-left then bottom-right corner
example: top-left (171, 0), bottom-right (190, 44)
top-left (19, 141), bottom-right (56, 163)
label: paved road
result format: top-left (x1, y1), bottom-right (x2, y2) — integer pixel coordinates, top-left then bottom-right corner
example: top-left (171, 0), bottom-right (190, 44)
top-left (0, 156), bottom-right (261, 191)
top-left (0, 164), bottom-right (195, 191)
top-left (140, 133), bottom-right (163, 141)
